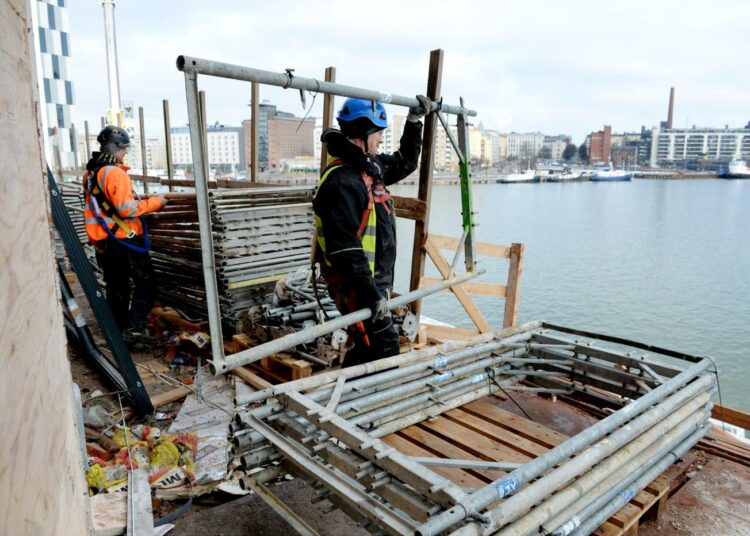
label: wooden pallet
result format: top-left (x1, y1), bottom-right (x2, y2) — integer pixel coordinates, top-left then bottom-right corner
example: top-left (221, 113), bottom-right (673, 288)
top-left (231, 334), bottom-right (312, 382)
top-left (383, 397), bottom-right (671, 535)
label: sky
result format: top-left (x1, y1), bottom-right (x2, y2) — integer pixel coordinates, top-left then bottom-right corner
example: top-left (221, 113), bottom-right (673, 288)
top-left (68, 0), bottom-right (750, 145)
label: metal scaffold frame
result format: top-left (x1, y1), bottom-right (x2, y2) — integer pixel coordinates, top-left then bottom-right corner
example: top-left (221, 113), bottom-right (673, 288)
top-left (226, 322), bottom-right (716, 536)
top-left (175, 52), bottom-right (482, 374)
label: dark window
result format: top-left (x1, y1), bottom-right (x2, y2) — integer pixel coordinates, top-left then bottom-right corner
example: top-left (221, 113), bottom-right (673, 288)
top-left (61, 31), bottom-right (69, 57)
top-left (47, 4), bottom-right (56, 30)
top-left (52, 54), bottom-right (60, 79)
top-left (43, 78), bottom-right (51, 103)
top-left (58, 0), bottom-right (65, 6)
top-left (48, 127), bottom-right (54, 137)
top-left (65, 80), bottom-right (73, 105)
top-left (56, 104), bottom-right (64, 128)
top-left (39, 27), bottom-right (47, 53)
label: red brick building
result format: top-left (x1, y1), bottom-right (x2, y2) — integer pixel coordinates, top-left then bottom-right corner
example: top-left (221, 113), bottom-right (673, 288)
top-left (589, 125), bottom-right (612, 164)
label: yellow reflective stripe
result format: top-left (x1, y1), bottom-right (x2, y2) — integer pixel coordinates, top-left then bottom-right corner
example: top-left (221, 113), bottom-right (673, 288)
top-left (315, 164), bottom-right (377, 275)
top-left (116, 200), bottom-right (138, 217)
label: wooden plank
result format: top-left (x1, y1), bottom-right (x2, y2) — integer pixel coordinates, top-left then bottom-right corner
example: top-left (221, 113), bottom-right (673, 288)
top-left (424, 236), bottom-right (493, 333)
top-left (150, 386), bottom-right (192, 407)
top-left (423, 324), bottom-right (479, 342)
top-left (418, 418), bottom-right (536, 466)
top-left (151, 306), bottom-right (206, 331)
top-left (503, 243), bottom-right (524, 328)
top-left (408, 49), bottom-right (444, 316)
top-left (711, 404), bottom-right (750, 431)
top-left (420, 276), bottom-right (506, 297)
top-left (442, 408), bottom-right (551, 458)
top-left (232, 366), bottom-right (273, 390)
top-left (396, 426), bottom-right (505, 483)
top-left (393, 195), bottom-right (427, 221)
top-left (382, 433), bottom-right (487, 489)
top-left (319, 67), bottom-right (336, 171)
top-left (462, 399), bottom-right (569, 448)
top-left (429, 234), bottom-right (511, 258)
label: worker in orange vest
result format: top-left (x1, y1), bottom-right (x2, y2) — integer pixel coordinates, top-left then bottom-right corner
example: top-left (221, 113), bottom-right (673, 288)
top-left (83, 126), bottom-right (167, 344)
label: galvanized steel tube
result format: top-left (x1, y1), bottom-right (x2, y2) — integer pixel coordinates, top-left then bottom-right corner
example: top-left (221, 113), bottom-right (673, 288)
top-left (569, 425), bottom-right (711, 536)
top-left (491, 404), bottom-right (711, 536)
top-left (415, 358), bottom-right (714, 536)
top-left (212, 270), bottom-right (486, 374)
top-left (545, 422), bottom-right (711, 536)
top-left (177, 55), bottom-right (476, 117)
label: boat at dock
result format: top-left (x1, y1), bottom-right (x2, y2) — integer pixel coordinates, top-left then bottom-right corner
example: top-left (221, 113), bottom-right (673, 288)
top-left (719, 160), bottom-right (750, 179)
top-left (548, 171), bottom-right (585, 182)
top-left (500, 169), bottom-right (539, 183)
top-left (590, 164), bottom-right (633, 182)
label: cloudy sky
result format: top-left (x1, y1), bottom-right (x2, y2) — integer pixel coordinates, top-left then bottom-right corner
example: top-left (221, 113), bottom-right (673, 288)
top-left (68, 0), bottom-right (749, 144)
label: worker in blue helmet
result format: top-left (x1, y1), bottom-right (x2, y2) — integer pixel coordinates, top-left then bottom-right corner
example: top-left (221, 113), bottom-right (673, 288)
top-left (313, 94), bottom-right (432, 367)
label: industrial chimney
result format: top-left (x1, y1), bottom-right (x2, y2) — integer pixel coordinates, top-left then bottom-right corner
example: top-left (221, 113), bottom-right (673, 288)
top-left (667, 87), bottom-right (675, 129)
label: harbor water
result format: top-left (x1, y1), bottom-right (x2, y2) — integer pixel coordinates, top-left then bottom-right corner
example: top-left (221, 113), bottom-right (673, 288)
top-left (391, 179), bottom-right (750, 412)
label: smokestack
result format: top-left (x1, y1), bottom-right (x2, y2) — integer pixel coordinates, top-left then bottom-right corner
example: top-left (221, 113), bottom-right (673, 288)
top-left (667, 87), bottom-right (675, 129)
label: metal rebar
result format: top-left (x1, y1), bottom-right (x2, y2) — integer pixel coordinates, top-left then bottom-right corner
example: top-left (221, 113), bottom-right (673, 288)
top-left (177, 55), bottom-right (476, 117)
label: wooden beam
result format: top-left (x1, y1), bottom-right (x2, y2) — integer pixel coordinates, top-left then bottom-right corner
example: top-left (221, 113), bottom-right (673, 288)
top-left (712, 404), bottom-right (750, 431)
top-left (423, 324), bottom-right (479, 342)
top-left (232, 366), bottom-right (274, 391)
top-left (163, 99), bottom-right (174, 192)
top-left (150, 386), bottom-right (192, 408)
top-left (138, 106), bottom-right (149, 194)
top-left (250, 81), bottom-right (259, 182)
top-left (319, 67), bottom-right (336, 171)
top-left (408, 49), bottom-right (444, 316)
top-left (424, 236), bottom-right (492, 333)
top-left (420, 277), bottom-right (506, 297)
top-left (502, 243), bottom-right (524, 328)
top-left (393, 195), bottom-right (427, 221)
top-left (429, 234), bottom-right (510, 258)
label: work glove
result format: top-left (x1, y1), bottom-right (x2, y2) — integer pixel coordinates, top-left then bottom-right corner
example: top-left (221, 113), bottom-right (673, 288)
top-left (371, 297), bottom-right (391, 321)
top-left (407, 94), bottom-right (433, 123)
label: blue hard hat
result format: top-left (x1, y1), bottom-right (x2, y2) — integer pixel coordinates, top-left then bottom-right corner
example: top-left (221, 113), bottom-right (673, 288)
top-left (337, 98), bottom-right (387, 138)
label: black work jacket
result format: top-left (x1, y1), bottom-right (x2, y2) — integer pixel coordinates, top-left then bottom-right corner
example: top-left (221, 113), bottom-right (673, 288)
top-left (313, 121), bottom-right (423, 306)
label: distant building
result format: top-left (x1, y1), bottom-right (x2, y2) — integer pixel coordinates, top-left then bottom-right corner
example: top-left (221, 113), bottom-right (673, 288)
top-left (588, 125), bottom-right (612, 164)
top-left (649, 124), bottom-right (750, 168)
top-left (506, 132), bottom-right (545, 159)
top-left (611, 143), bottom-right (639, 169)
top-left (542, 135), bottom-right (571, 161)
top-left (243, 104), bottom-right (314, 171)
top-left (31, 0), bottom-right (76, 169)
top-left (171, 124), bottom-right (245, 174)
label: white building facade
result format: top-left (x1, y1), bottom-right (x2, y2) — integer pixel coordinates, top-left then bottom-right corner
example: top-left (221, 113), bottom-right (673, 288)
top-left (171, 125), bottom-right (245, 171)
top-left (506, 132), bottom-right (545, 159)
top-left (32, 0), bottom-right (76, 169)
top-left (650, 125), bottom-right (750, 165)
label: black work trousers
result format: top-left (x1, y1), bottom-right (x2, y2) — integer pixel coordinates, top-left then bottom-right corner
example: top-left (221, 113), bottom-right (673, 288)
top-left (95, 236), bottom-right (156, 331)
top-left (344, 314), bottom-right (401, 368)
top-left (324, 274), bottom-right (400, 368)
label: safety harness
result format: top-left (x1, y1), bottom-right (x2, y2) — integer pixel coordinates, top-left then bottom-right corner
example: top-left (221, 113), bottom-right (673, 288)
top-left (313, 158), bottom-right (392, 275)
top-left (86, 164), bottom-right (150, 254)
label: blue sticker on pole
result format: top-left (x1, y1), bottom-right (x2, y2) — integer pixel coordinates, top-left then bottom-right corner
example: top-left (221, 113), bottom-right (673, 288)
top-left (496, 476), bottom-right (520, 498)
top-left (471, 373), bottom-right (485, 384)
top-left (433, 357), bottom-right (448, 368)
top-left (434, 372), bottom-right (452, 384)
top-left (620, 489), bottom-right (635, 502)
